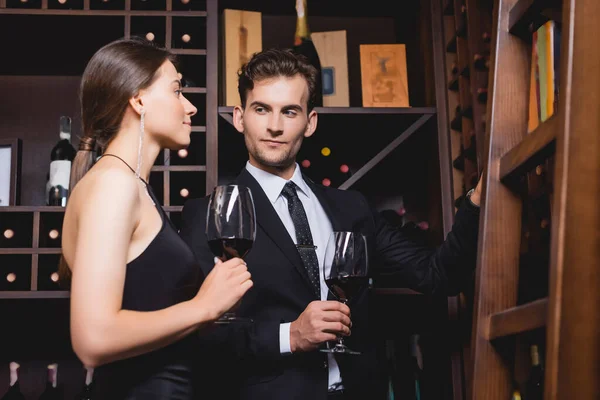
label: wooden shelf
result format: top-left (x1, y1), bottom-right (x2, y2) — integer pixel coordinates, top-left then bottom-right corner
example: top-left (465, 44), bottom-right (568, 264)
top-left (508, 0), bottom-right (563, 42)
top-left (487, 297), bottom-right (548, 340)
top-left (0, 291), bottom-right (69, 299)
top-left (171, 49), bottom-right (207, 56)
top-left (499, 115), bottom-right (558, 184)
top-left (0, 206), bottom-right (64, 212)
top-left (0, 9), bottom-right (207, 17)
top-left (181, 87), bottom-right (207, 94)
top-left (218, 106), bottom-right (436, 116)
top-left (0, 248), bottom-right (62, 255)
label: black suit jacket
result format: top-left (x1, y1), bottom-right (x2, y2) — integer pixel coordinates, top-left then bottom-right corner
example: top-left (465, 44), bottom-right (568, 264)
top-left (179, 168), bottom-right (480, 400)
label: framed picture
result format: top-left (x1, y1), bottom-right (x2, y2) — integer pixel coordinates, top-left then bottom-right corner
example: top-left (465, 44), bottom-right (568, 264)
top-left (359, 44), bottom-right (410, 107)
top-left (0, 138), bottom-right (22, 206)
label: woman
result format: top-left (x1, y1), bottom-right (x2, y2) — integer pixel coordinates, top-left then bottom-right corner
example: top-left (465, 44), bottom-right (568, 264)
top-left (59, 37), bottom-right (252, 399)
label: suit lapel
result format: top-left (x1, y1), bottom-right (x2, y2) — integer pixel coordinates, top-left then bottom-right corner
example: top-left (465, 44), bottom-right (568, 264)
top-left (304, 175), bottom-right (352, 232)
top-left (236, 169), bottom-right (316, 295)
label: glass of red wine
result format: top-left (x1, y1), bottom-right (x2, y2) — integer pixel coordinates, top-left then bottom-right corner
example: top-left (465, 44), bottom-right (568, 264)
top-left (206, 184), bottom-right (256, 324)
top-left (321, 231), bottom-right (369, 355)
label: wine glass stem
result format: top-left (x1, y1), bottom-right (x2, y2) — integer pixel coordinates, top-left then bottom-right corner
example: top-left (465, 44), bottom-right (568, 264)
top-left (336, 299), bottom-right (348, 347)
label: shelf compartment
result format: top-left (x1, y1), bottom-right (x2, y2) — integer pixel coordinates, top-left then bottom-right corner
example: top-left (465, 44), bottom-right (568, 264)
top-left (171, 16), bottom-right (206, 49)
top-left (0, 212), bottom-right (34, 248)
top-left (131, 16), bottom-right (166, 47)
top-left (37, 253), bottom-right (62, 291)
top-left (0, 254), bottom-right (32, 291)
top-left (169, 132), bottom-right (206, 166)
top-left (487, 297), bottom-right (548, 340)
top-left (499, 115), bottom-right (558, 185)
top-left (39, 211), bottom-right (64, 248)
top-left (169, 171), bottom-right (205, 206)
top-left (176, 54), bottom-right (206, 88)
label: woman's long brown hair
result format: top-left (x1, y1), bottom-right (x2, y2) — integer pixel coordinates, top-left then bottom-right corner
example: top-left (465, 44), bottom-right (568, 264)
top-left (58, 37), bottom-right (176, 288)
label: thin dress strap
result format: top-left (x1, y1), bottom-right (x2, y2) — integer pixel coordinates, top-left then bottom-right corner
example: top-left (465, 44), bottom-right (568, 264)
top-left (101, 153), bottom-right (148, 185)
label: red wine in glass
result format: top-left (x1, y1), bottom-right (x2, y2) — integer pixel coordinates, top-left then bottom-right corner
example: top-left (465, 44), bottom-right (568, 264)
top-left (321, 231), bottom-right (369, 355)
top-left (206, 184), bottom-right (256, 323)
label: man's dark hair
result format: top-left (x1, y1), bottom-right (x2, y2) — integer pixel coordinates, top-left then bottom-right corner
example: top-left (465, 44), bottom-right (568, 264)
top-left (237, 48), bottom-right (319, 112)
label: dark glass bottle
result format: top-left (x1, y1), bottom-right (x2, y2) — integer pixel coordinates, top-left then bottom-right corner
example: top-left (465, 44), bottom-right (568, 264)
top-left (47, 116), bottom-right (76, 206)
top-left (292, 0), bottom-right (323, 107)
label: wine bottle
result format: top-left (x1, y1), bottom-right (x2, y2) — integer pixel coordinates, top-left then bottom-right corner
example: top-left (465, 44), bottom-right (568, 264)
top-left (448, 78), bottom-right (459, 92)
top-left (47, 116), bottom-right (76, 206)
top-left (450, 62), bottom-right (459, 75)
top-left (38, 363), bottom-right (61, 400)
top-left (482, 31), bottom-right (491, 44)
top-left (477, 87), bottom-right (488, 103)
top-left (75, 366), bottom-right (94, 400)
top-left (473, 53), bottom-right (489, 71)
top-left (525, 345), bottom-right (544, 400)
top-left (453, 146), bottom-right (465, 171)
top-left (450, 106), bottom-right (462, 132)
top-left (0, 362), bottom-right (25, 400)
top-left (292, 0), bottom-right (323, 107)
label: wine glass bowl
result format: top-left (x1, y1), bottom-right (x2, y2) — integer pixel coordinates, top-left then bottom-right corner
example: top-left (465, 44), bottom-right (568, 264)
top-left (321, 231), bottom-right (369, 355)
top-left (205, 184), bottom-right (256, 323)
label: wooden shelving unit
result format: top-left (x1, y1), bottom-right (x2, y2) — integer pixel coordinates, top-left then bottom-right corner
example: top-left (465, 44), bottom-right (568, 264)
top-left (0, 0), bottom-right (511, 398)
top-left (469, 0), bottom-right (600, 399)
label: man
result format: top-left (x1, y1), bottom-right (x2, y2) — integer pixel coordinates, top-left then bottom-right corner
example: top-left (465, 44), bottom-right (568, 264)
top-left (180, 48), bottom-right (482, 400)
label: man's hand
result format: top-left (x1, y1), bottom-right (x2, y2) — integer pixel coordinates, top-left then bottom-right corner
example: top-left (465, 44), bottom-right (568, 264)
top-left (290, 301), bottom-right (352, 353)
top-left (470, 170), bottom-right (484, 206)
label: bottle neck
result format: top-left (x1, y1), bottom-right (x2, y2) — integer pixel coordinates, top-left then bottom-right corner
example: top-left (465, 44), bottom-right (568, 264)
top-left (47, 364), bottom-right (58, 388)
top-left (295, 0), bottom-right (310, 43)
top-left (9, 362), bottom-right (19, 387)
top-left (531, 345), bottom-right (540, 367)
top-left (59, 131), bottom-right (71, 141)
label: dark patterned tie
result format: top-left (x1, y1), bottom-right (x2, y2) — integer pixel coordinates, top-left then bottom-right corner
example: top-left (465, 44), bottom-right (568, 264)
top-left (281, 181), bottom-right (321, 298)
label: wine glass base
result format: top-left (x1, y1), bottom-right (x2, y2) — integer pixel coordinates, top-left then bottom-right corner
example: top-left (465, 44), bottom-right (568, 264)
top-left (320, 346), bottom-right (361, 355)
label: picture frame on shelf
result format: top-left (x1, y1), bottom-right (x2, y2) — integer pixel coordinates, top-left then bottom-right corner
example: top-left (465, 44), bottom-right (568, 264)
top-left (0, 138), bottom-right (22, 206)
top-left (359, 44), bottom-right (410, 108)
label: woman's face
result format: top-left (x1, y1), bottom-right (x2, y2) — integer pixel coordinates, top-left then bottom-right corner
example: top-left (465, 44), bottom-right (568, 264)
top-left (141, 60), bottom-right (197, 149)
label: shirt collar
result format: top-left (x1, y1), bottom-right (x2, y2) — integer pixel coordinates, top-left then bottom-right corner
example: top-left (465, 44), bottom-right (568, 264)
top-left (245, 161), bottom-right (311, 204)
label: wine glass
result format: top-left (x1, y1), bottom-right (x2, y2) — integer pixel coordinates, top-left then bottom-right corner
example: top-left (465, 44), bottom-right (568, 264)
top-left (320, 231), bottom-right (369, 355)
top-left (206, 184), bottom-right (256, 324)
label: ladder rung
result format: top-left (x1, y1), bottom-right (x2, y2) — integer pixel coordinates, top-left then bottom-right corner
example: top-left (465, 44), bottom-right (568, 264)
top-left (487, 297), bottom-right (548, 340)
top-left (499, 115), bottom-right (558, 184)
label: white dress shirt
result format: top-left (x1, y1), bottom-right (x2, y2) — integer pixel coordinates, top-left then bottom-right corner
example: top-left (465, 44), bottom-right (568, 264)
top-left (245, 161), bottom-right (343, 391)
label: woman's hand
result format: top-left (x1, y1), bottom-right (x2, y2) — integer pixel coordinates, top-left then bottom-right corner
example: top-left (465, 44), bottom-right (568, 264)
top-left (193, 257), bottom-right (253, 321)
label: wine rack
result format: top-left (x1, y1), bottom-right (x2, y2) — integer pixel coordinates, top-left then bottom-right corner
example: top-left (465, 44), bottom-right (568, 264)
top-left (441, 0), bottom-right (492, 215)
top-left (0, 0), bottom-right (217, 297)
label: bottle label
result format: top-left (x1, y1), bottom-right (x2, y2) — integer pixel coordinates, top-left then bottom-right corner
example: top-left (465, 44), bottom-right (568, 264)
top-left (49, 160), bottom-right (71, 188)
top-left (322, 68), bottom-right (335, 95)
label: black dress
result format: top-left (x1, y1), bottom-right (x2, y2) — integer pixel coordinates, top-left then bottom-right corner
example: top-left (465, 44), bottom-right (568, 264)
top-left (92, 155), bottom-right (203, 399)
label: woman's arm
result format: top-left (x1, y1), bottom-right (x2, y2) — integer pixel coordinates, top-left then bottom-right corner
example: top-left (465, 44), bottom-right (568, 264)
top-left (69, 169), bottom-right (251, 368)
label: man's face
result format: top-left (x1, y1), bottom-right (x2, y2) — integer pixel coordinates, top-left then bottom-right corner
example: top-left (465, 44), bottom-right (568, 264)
top-left (233, 74), bottom-right (317, 174)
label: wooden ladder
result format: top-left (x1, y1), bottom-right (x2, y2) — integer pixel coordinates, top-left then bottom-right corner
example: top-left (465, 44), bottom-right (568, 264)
top-left (469, 0), bottom-right (600, 398)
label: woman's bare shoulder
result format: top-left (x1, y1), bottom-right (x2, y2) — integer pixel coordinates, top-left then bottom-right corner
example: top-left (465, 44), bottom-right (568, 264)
top-left (67, 162), bottom-right (141, 220)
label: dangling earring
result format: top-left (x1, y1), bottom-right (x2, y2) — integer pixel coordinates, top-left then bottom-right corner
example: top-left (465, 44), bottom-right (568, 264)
top-left (136, 109), bottom-right (145, 179)
top-left (137, 109), bottom-right (155, 205)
